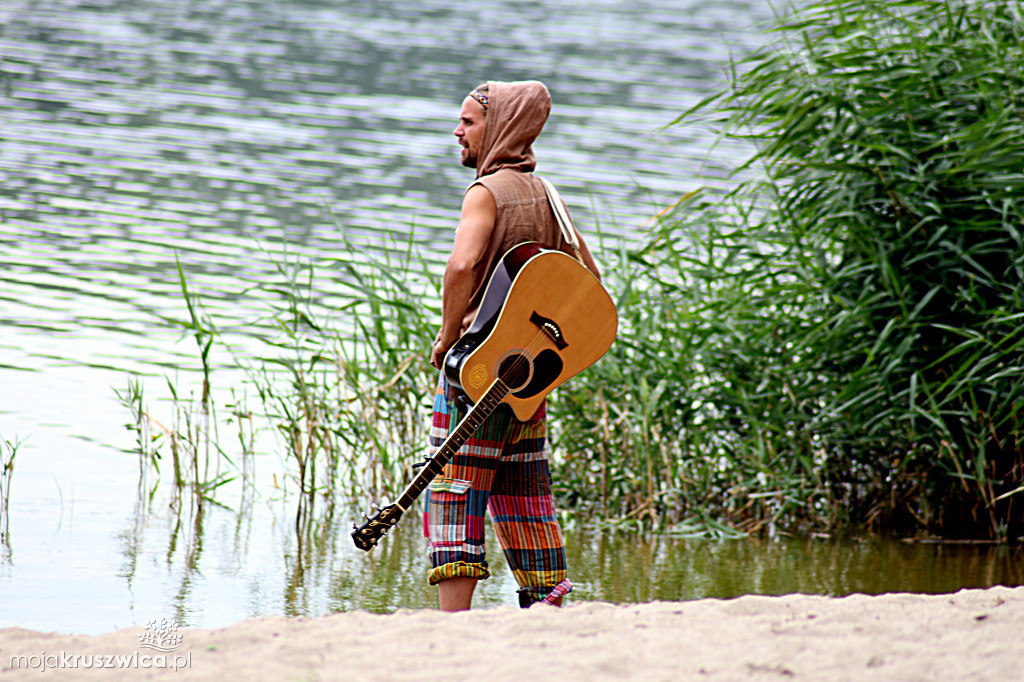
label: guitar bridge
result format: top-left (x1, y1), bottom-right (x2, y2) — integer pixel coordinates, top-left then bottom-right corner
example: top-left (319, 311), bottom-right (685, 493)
top-left (530, 311), bottom-right (568, 350)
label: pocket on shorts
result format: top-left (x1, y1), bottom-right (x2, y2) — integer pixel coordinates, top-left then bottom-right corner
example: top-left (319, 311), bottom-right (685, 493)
top-left (428, 477), bottom-right (472, 496)
top-left (425, 477), bottom-right (473, 544)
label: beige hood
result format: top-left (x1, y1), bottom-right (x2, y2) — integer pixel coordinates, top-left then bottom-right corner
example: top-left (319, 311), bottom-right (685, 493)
top-left (475, 80), bottom-right (551, 179)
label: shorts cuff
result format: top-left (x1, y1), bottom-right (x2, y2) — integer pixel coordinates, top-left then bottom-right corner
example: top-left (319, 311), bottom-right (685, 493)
top-left (427, 561), bottom-right (491, 585)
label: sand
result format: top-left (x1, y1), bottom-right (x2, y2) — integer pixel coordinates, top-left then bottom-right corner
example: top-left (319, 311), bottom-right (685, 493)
top-left (2, 586), bottom-right (1022, 681)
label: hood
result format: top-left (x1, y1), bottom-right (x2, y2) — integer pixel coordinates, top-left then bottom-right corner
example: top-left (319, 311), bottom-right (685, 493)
top-left (475, 80), bottom-right (551, 179)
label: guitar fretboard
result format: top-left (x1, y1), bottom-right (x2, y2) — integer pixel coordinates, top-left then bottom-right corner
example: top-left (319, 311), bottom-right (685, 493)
top-left (395, 378), bottom-right (510, 511)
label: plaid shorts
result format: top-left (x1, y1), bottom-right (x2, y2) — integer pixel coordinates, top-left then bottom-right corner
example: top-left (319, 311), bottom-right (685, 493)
top-left (423, 373), bottom-right (569, 599)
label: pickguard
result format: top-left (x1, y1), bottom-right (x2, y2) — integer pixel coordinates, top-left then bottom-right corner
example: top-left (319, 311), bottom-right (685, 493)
top-left (511, 348), bottom-right (563, 400)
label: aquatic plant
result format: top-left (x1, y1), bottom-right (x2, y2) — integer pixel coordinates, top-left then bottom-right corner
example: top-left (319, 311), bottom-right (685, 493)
top-left (114, 376), bottom-right (163, 497)
top-left (554, 0), bottom-right (1024, 540)
top-left (1, 437), bottom-right (22, 541)
top-left (121, 0), bottom-right (1022, 543)
top-left (117, 265), bottom-right (254, 510)
top-left (123, 230), bottom-right (439, 528)
top-left (246, 231), bottom-right (438, 517)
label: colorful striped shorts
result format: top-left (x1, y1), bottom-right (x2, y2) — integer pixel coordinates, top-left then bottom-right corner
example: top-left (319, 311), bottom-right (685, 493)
top-left (423, 374), bottom-right (571, 605)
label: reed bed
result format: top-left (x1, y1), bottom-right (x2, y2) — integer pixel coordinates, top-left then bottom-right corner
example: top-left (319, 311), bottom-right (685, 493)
top-left (237, 232), bottom-right (440, 524)
top-left (551, 0), bottom-right (1023, 540)
top-left (123, 0), bottom-right (1022, 542)
top-left (125, 230), bottom-right (440, 526)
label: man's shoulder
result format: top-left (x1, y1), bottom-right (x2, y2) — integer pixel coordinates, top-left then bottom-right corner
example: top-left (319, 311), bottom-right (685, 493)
top-left (462, 183), bottom-right (496, 210)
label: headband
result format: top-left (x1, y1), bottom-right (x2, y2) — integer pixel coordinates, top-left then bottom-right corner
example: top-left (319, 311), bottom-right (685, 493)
top-left (468, 88), bottom-right (489, 110)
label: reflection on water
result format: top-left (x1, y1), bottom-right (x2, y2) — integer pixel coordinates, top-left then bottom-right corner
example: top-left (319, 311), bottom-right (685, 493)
top-left (571, 532), bottom-right (1024, 603)
top-left (110, 493), bottom-right (1024, 628)
top-left (2, 0), bottom-right (1021, 636)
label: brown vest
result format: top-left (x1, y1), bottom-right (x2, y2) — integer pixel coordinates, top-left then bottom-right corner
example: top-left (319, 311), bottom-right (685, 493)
top-left (460, 169), bottom-right (575, 332)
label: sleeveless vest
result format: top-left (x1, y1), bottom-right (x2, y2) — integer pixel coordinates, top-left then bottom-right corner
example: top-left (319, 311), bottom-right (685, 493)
top-left (459, 169), bottom-right (574, 333)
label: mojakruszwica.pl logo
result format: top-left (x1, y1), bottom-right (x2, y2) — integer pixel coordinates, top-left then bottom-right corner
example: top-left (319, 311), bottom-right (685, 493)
top-left (138, 618), bottom-right (185, 653)
top-left (7, 618), bottom-right (192, 673)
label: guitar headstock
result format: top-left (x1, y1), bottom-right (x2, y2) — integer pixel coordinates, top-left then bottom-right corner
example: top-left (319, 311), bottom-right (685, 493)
top-left (351, 503), bottom-right (404, 551)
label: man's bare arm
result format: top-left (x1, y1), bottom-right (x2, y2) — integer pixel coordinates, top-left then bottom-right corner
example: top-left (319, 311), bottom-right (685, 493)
top-left (431, 184), bottom-right (497, 369)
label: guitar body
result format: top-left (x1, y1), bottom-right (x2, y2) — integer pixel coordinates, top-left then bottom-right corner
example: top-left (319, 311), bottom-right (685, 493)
top-left (443, 242), bottom-right (617, 421)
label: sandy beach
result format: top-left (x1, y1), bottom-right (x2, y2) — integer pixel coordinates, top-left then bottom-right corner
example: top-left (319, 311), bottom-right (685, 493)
top-left (2, 586), bottom-right (1022, 681)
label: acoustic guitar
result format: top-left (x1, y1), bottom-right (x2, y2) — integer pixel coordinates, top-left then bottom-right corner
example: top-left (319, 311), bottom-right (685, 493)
top-left (351, 241), bottom-right (617, 551)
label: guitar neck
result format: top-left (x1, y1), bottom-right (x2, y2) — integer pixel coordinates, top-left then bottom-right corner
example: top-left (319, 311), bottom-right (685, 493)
top-left (394, 378), bottom-right (510, 512)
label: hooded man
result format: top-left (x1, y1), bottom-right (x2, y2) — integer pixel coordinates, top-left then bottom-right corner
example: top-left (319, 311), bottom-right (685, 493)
top-left (424, 80), bottom-right (601, 611)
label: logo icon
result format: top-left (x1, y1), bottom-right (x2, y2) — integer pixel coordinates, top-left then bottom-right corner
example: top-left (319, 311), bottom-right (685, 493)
top-left (468, 364), bottom-right (489, 388)
top-left (138, 619), bottom-right (184, 653)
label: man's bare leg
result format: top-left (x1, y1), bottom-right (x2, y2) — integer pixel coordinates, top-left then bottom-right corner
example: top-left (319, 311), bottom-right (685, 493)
top-left (438, 576), bottom-right (477, 612)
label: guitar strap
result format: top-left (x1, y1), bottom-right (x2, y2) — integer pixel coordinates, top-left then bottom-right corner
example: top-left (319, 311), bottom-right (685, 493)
top-left (537, 176), bottom-right (588, 271)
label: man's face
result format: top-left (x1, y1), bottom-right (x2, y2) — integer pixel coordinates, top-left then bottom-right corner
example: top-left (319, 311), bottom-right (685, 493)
top-left (453, 97), bottom-right (486, 168)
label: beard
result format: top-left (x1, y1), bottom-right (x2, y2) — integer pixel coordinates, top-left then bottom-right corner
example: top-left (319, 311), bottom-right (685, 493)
top-left (458, 143), bottom-right (477, 168)
top-left (460, 146), bottom-right (478, 168)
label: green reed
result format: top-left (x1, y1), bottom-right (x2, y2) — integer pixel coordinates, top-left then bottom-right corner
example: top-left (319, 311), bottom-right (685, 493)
top-left (114, 376), bottom-right (161, 494)
top-left (1, 437), bottom-right (21, 541)
top-left (249, 230), bottom-right (438, 517)
top-left (550, 0), bottom-right (1024, 540)
top-left (130, 229), bottom-right (442, 525)
top-left (122, 1), bottom-right (1022, 542)
top-left (118, 260), bottom-right (250, 510)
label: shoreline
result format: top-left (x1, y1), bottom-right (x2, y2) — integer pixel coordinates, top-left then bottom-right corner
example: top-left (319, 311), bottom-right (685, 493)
top-left (3, 586), bottom-right (1023, 680)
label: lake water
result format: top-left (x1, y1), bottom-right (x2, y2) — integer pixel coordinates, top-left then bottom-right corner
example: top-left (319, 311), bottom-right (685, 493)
top-left (2, 0), bottom-right (1022, 636)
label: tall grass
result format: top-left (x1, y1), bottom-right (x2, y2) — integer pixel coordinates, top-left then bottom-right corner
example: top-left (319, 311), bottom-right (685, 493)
top-left (126, 230), bottom-right (439, 526)
top-left (233, 232), bottom-right (438, 525)
top-left (554, 0), bottom-right (1024, 540)
top-left (123, 0), bottom-right (1021, 542)
top-left (1, 437), bottom-right (20, 543)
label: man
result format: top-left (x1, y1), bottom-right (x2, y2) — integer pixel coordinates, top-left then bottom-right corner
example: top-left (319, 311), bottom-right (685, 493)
top-left (424, 80), bottom-right (601, 612)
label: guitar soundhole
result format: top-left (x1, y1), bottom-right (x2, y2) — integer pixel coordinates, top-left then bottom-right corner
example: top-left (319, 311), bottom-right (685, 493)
top-left (497, 352), bottom-right (532, 391)
top-left (512, 348), bottom-right (563, 399)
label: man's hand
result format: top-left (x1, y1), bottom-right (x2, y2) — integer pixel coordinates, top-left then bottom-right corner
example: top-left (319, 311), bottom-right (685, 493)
top-left (431, 329), bottom-right (458, 369)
